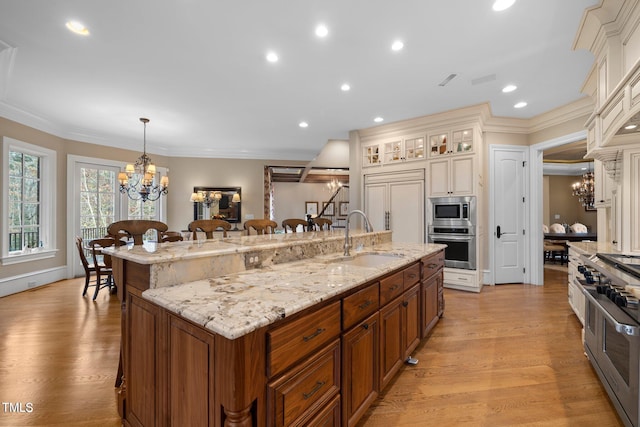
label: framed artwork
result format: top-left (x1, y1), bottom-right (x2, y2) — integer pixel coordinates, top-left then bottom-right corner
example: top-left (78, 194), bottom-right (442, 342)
top-left (305, 201), bottom-right (318, 216)
top-left (339, 201), bottom-right (349, 217)
top-left (585, 203), bottom-right (596, 212)
top-left (322, 202), bottom-right (335, 216)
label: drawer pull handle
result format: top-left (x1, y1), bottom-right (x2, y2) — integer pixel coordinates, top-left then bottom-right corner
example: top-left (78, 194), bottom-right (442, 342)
top-left (303, 328), bottom-right (325, 342)
top-left (303, 381), bottom-right (326, 400)
top-left (427, 263), bottom-right (437, 268)
top-left (408, 273), bottom-right (416, 279)
top-left (359, 299), bottom-right (373, 310)
top-left (389, 284), bottom-right (400, 291)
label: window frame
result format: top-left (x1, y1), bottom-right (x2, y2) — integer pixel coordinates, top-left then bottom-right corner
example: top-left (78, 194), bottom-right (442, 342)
top-left (2, 137), bottom-right (57, 265)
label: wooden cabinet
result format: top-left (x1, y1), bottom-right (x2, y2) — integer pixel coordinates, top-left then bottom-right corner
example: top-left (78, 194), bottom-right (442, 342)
top-left (428, 155), bottom-right (474, 196)
top-left (364, 170), bottom-right (425, 243)
top-left (420, 251), bottom-right (445, 338)
top-left (268, 340), bottom-right (340, 427)
top-left (403, 283), bottom-right (421, 358)
top-left (125, 293), bottom-right (162, 427)
top-left (342, 312), bottom-right (379, 427)
top-left (379, 296), bottom-right (403, 390)
top-left (167, 314), bottom-right (216, 426)
top-left (421, 274), bottom-right (440, 337)
top-left (119, 251), bottom-right (445, 427)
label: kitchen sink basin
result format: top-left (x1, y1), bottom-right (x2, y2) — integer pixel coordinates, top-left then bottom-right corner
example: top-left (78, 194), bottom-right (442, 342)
top-left (334, 252), bottom-right (404, 267)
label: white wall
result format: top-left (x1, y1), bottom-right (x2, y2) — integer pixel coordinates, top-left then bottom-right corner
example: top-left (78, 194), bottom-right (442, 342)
top-left (272, 182), bottom-right (339, 227)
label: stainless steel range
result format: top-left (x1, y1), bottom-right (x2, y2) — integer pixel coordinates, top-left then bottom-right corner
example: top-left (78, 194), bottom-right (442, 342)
top-left (578, 253), bottom-right (640, 427)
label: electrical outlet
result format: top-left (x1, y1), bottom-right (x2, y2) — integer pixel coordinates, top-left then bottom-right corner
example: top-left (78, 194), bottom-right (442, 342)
top-left (245, 214), bottom-right (254, 220)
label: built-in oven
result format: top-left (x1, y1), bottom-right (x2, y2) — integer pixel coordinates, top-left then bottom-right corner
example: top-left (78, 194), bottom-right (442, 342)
top-left (579, 253), bottom-right (640, 427)
top-left (428, 225), bottom-right (476, 270)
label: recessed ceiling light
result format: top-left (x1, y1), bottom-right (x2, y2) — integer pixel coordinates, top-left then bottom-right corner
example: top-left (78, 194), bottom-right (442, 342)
top-left (299, 121), bottom-right (309, 128)
top-left (502, 84), bottom-right (517, 93)
top-left (514, 101), bottom-right (527, 108)
top-left (391, 40), bottom-right (404, 51)
top-left (341, 83), bottom-right (351, 91)
top-left (266, 51), bottom-right (279, 63)
top-left (65, 20), bottom-right (89, 36)
top-left (493, 0), bottom-right (516, 11)
top-left (374, 117), bottom-right (384, 123)
top-left (625, 124), bottom-right (637, 130)
top-left (315, 24), bottom-right (328, 38)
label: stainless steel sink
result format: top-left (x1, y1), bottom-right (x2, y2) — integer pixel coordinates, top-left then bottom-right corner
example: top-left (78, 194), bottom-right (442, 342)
top-left (334, 252), bottom-right (404, 267)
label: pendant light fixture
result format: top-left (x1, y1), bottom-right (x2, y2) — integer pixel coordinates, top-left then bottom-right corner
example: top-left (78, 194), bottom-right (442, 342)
top-left (118, 118), bottom-right (169, 202)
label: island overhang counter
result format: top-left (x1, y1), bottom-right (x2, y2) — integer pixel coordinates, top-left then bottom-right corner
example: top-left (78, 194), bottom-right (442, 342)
top-left (107, 230), bottom-right (445, 427)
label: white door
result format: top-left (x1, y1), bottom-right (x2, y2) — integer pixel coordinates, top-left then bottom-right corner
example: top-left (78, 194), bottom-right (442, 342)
top-left (493, 148), bottom-right (527, 284)
top-left (389, 181), bottom-right (423, 243)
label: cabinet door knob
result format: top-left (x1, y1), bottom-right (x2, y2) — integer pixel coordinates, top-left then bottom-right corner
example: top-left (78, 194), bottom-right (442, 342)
top-left (362, 323), bottom-right (369, 330)
top-left (402, 301), bottom-right (409, 307)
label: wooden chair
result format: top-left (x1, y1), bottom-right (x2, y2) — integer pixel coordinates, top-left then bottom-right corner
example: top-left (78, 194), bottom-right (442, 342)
top-left (160, 231), bottom-right (184, 242)
top-left (244, 219), bottom-right (277, 235)
top-left (188, 219), bottom-right (232, 239)
top-left (282, 218), bottom-right (307, 233)
top-left (88, 237), bottom-right (116, 300)
top-left (76, 236), bottom-right (99, 298)
top-left (107, 220), bottom-right (168, 245)
top-left (543, 240), bottom-right (567, 264)
top-left (313, 217), bottom-right (332, 230)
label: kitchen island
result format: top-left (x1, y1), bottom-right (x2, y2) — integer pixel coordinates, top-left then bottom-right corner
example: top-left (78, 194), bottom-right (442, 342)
top-left (107, 230), bottom-right (445, 427)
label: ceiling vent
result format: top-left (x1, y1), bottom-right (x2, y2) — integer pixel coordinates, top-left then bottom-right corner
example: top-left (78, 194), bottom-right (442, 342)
top-left (471, 74), bottom-right (496, 85)
top-left (438, 74), bottom-right (457, 87)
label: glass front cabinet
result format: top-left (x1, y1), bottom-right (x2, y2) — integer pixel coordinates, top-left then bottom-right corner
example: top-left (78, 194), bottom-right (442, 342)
top-left (428, 129), bottom-right (473, 158)
top-left (363, 136), bottom-right (425, 167)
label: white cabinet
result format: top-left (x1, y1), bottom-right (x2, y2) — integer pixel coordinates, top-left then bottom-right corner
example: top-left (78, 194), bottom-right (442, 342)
top-left (364, 170), bottom-right (424, 243)
top-left (567, 247), bottom-right (585, 326)
top-left (427, 155), bottom-right (474, 197)
top-left (622, 149), bottom-right (640, 253)
top-left (594, 159), bottom-right (616, 207)
top-left (428, 129), bottom-right (474, 158)
top-left (363, 137), bottom-right (425, 167)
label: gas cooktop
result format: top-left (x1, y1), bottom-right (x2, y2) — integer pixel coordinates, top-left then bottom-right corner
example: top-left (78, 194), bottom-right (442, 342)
top-left (597, 253), bottom-right (640, 280)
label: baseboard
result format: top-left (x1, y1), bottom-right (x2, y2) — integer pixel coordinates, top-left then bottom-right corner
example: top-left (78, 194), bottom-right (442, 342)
top-left (0, 266), bottom-right (68, 297)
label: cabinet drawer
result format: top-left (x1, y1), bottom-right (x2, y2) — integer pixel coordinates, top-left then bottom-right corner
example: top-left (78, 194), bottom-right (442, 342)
top-left (342, 283), bottom-right (379, 330)
top-left (403, 263), bottom-right (420, 289)
top-left (421, 251), bottom-right (444, 279)
top-left (268, 301), bottom-right (341, 377)
top-left (306, 394), bottom-right (340, 427)
top-left (269, 340), bottom-right (340, 427)
top-left (379, 271), bottom-right (403, 306)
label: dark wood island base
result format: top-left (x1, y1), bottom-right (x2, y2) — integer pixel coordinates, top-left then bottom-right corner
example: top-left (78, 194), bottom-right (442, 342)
top-left (114, 244), bottom-right (444, 427)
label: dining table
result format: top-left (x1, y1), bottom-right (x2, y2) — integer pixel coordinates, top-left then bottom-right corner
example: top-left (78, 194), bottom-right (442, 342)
top-left (544, 232), bottom-right (597, 242)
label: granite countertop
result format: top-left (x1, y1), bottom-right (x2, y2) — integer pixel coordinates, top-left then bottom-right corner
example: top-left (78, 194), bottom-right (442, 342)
top-left (143, 242), bottom-right (446, 340)
top-left (103, 229), bottom-right (382, 264)
top-left (568, 241), bottom-right (621, 255)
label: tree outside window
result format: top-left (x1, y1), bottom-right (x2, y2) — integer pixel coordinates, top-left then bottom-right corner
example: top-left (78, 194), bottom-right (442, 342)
top-left (8, 151), bottom-right (41, 252)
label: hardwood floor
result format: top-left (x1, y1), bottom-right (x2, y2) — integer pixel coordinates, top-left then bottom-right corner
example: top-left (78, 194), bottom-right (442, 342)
top-left (0, 268), bottom-right (623, 426)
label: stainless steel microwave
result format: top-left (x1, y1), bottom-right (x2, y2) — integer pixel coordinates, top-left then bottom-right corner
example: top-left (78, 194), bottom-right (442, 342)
top-left (430, 196), bottom-right (476, 224)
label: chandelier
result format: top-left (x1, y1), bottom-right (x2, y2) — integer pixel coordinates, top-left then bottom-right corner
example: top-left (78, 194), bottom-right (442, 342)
top-left (571, 165), bottom-right (594, 209)
top-left (190, 190), bottom-right (222, 208)
top-left (118, 118), bottom-right (169, 202)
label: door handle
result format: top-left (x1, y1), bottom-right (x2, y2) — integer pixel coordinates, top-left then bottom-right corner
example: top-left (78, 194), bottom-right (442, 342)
top-left (496, 225), bottom-right (501, 239)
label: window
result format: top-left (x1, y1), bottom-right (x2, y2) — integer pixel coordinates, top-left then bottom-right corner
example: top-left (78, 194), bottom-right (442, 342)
top-left (79, 166), bottom-right (118, 241)
top-left (2, 137), bottom-right (57, 264)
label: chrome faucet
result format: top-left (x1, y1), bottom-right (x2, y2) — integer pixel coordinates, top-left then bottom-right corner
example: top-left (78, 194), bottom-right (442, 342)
top-left (344, 209), bottom-right (373, 256)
